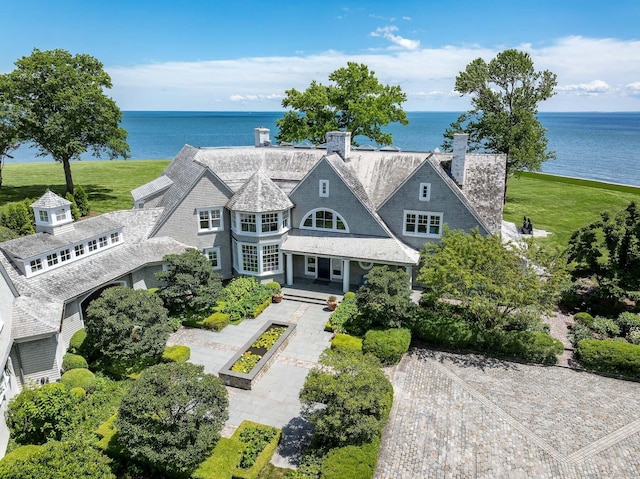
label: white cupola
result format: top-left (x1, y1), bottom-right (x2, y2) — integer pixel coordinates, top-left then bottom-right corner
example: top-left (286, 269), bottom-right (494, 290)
top-left (31, 190), bottom-right (74, 235)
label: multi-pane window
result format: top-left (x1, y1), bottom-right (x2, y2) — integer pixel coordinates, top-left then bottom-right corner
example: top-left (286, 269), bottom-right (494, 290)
top-left (198, 208), bottom-right (222, 231)
top-left (301, 209), bottom-right (348, 232)
top-left (110, 232), bottom-right (120, 243)
top-left (261, 213), bottom-right (279, 233)
top-left (47, 253), bottom-right (59, 267)
top-left (404, 211), bottom-right (443, 237)
top-left (240, 213), bottom-right (257, 233)
top-left (75, 244), bottom-right (85, 256)
top-left (306, 256), bottom-right (317, 275)
top-left (60, 249), bottom-right (71, 262)
top-left (241, 244), bottom-right (258, 272)
top-left (39, 210), bottom-right (49, 222)
top-left (30, 259), bottom-right (43, 272)
top-left (88, 240), bottom-right (98, 252)
top-left (331, 258), bottom-right (342, 278)
top-left (319, 179), bottom-right (329, 197)
top-left (282, 211), bottom-right (289, 230)
top-left (55, 208), bottom-right (67, 221)
top-left (262, 244), bottom-right (280, 272)
top-left (419, 183), bottom-right (431, 201)
top-left (203, 247), bottom-right (221, 270)
top-left (99, 236), bottom-right (108, 248)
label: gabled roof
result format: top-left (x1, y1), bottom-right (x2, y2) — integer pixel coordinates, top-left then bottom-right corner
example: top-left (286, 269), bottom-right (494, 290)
top-left (31, 190), bottom-right (71, 209)
top-left (131, 175), bottom-right (174, 202)
top-left (226, 170), bottom-right (293, 212)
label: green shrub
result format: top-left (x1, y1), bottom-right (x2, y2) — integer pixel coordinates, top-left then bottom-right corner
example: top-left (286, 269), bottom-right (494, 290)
top-left (250, 297), bottom-right (272, 318)
top-left (319, 439), bottom-right (380, 479)
top-left (220, 277), bottom-right (272, 323)
top-left (60, 368), bottom-right (97, 392)
top-left (577, 339), bottom-right (640, 377)
top-left (265, 281), bottom-right (281, 295)
top-left (95, 413), bottom-right (119, 452)
top-left (162, 345), bottom-right (191, 363)
top-left (69, 387), bottom-right (86, 399)
top-left (343, 291), bottom-right (356, 300)
top-left (62, 353), bottom-right (88, 371)
top-left (327, 293), bottom-right (359, 333)
top-left (192, 437), bottom-right (245, 479)
top-left (0, 199), bottom-right (35, 236)
top-left (412, 308), bottom-right (475, 350)
top-left (68, 328), bottom-right (87, 354)
top-left (629, 330), bottom-right (640, 345)
top-left (65, 192), bottom-right (81, 220)
top-left (362, 329), bottom-right (411, 366)
top-left (203, 312), bottom-right (230, 331)
top-left (573, 312), bottom-right (594, 328)
top-left (592, 317), bottom-right (620, 338)
top-left (568, 323), bottom-right (594, 348)
top-left (616, 312), bottom-right (640, 337)
top-left (0, 445), bottom-right (43, 471)
top-left (331, 334), bottom-right (363, 352)
top-left (232, 421), bottom-right (282, 479)
top-left (73, 185), bottom-right (90, 216)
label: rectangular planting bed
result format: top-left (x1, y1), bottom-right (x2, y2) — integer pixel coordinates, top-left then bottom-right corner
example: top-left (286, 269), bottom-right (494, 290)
top-left (219, 320), bottom-right (296, 390)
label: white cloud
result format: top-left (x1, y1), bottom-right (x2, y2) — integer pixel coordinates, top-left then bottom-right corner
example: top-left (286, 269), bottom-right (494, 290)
top-left (370, 26), bottom-right (420, 50)
top-left (107, 36), bottom-right (640, 111)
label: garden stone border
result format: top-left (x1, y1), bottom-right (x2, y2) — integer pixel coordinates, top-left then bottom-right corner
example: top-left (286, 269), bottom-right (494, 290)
top-left (219, 320), bottom-right (296, 390)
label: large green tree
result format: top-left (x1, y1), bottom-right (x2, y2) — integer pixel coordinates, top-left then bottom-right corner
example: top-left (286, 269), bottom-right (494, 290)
top-left (442, 49), bottom-right (557, 198)
top-left (0, 105), bottom-right (19, 189)
top-left (276, 62), bottom-right (408, 146)
top-left (568, 201), bottom-right (640, 304)
top-left (116, 362), bottom-right (228, 477)
top-left (0, 48), bottom-right (129, 193)
top-left (84, 286), bottom-right (173, 371)
top-left (418, 228), bottom-right (566, 329)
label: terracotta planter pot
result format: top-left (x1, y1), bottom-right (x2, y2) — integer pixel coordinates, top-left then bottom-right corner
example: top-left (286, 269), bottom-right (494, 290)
top-left (327, 301), bottom-right (338, 311)
top-left (273, 294), bottom-right (283, 303)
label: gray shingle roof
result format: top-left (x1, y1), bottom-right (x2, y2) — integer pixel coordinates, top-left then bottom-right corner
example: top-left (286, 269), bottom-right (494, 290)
top-left (226, 170), bottom-right (293, 212)
top-left (1, 216), bottom-right (123, 259)
top-left (31, 190), bottom-right (71, 209)
top-left (282, 229), bottom-right (419, 265)
top-left (131, 175), bottom-right (174, 202)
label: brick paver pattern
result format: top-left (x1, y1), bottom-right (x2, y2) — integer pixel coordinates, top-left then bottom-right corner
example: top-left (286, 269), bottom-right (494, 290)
top-left (376, 348), bottom-right (640, 479)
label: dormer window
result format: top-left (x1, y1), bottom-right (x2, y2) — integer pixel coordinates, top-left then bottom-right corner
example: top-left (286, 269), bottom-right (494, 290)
top-left (319, 180), bottom-right (329, 197)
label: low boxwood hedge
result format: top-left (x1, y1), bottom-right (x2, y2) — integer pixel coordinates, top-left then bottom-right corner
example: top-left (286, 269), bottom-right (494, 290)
top-left (320, 439), bottom-right (380, 479)
top-left (62, 353), bottom-right (88, 371)
top-left (162, 345), bottom-right (191, 363)
top-left (362, 329), bottom-right (411, 366)
top-left (577, 339), bottom-right (640, 377)
top-left (326, 292), bottom-right (358, 333)
top-left (331, 334), bottom-right (363, 352)
top-left (60, 368), bottom-right (97, 392)
top-left (203, 312), bottom-right (230, 331)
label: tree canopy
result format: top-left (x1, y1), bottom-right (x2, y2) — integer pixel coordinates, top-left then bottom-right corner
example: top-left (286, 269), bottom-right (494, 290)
top-left (155, 248), bottom-right (223, 314)
top-left (418, 228), bottom-right (566, 329)
top-left (84, 286), bottom-right (173, 371)
top-left (442, 49), bottom-right (557, 197)
top-left (0, 48), bottom-right (130, 193)
top-left (116, 362), bottom-right (229, 477)
top-left (568, 201), bottom-right (640, 304)
top-left (276, 62), bottom-right (408, 146)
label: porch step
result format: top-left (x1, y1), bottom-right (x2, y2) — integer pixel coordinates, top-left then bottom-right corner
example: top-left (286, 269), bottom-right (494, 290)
top-left (283, 293), bottom-right (328, 306)
top-left (281, 286), bottom-right (343, 306)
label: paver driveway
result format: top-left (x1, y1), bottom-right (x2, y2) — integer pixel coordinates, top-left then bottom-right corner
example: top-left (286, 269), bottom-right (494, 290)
top-left (376, 348), bottom-right (640, 479)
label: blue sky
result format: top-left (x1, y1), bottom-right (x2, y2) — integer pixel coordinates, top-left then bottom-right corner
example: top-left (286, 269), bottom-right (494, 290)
top-left (3, 0), bottom-right (640, 111)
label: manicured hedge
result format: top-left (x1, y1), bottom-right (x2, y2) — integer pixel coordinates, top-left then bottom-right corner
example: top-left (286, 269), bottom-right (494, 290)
top-left (220, 278), bottom-right (272, 323)
top-left (62, 353), bottom-right (88, 371)
top-left (320, 439), bottom-right (380, 479)
top-left (162, 345), bottom-right (191, 363)
top-left (331, 334), bottom-right (363, 352)
top-left (203, 312), bottom-right (231, 331)
top-left (577, 339), bottom-right (640, 377)
top-left (0, 445), bottom-right (43, 471)
top-left (68, 328), bottom-right (87, 353)
top-left (362, 329), bottom-right (411, 366)
top-left (413, 310), bottom-right (563, 365)
top-left (60, 368), bottom-right (97, 392)
top-left (232, 421), bottom-right (281, 479)
top-left (326, 292), bottom-right (358, 333)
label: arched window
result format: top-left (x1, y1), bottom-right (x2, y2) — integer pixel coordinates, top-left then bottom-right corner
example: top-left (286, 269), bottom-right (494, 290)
top-left (300, 209), bottom-right (349, 233)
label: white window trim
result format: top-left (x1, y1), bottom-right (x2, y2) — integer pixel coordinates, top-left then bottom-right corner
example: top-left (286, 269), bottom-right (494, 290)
top-left (305, 255), bottom-right (318, 278)
top-left (403, 210), bottom-right (443, 238)
top-left (330, 258), bottom-right (343, 280)
top-left (319, 179), bottom-right (329, 198)
top-left (197, 207), bottom-right (224, 233)
top-left (233, 240), bottom-right (283, 276)
top-left (419, 182), bottom-right (431, 201)
top-left (300, 208), bottom-right (350, 233)
top-left (231, 210), bottom-right (290, 236)
top-left (203, 247), bottom-right (222, 271)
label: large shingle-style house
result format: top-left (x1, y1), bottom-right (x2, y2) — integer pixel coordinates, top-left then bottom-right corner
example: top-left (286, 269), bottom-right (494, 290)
top-left (0, 128), bottom-right (505, 453)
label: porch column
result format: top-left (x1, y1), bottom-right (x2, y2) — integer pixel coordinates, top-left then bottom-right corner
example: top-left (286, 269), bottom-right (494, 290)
top-left (286, 253), bottom-right (293, 286)
top-left (405, 266), bottom-right (413, 288)
top-left (342, 259), bottom-right (350, 293)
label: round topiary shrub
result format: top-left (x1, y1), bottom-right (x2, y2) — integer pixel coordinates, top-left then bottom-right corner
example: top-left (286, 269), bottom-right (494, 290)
top-left (62, 353), bottom-right (88, 371)
top-left (362, 328), bottom-right (411, 366)
top-left (68, 328), bottom-right (87, 354)
top-left (69, 387), bottom-right (86, 399)
top-left (331, 333), bottom-right (363, 352)
top-left (573, 312), bottom-right (594, 328)
top-left (60, 369), bottom-right (97, 392)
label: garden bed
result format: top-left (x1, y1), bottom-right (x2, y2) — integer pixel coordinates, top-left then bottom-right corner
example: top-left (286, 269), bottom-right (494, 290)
top-left (219, 321), bottom-right (296, 390)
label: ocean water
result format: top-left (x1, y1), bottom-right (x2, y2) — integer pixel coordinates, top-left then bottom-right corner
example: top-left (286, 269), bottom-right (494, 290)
top-left (7, 111), bottom-right (640, 187)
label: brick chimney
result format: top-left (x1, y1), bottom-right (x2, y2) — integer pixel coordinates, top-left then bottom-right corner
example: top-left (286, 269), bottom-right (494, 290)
top-left (326, 131), bottom-right (351, 160)
top-left (451, 133), bottom-right (469, 186)
top-left (254, 127), bottom-right (271, 147)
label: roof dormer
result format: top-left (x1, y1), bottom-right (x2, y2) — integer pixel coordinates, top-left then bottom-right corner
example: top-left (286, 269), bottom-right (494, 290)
top-left (31, 191), bottom-right (74, 235)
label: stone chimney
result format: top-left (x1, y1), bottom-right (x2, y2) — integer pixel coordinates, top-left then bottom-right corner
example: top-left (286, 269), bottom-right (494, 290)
top-left (451, 133), bottom-right (469, 186)
top-left (325, 131), bottom-right (351, 160)
top-left (254, 127), bottom-right (271, 147)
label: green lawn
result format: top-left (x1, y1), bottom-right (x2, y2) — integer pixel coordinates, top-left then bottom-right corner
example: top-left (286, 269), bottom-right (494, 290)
top-left (0, 159), bottom-right (171, 213)
top-left (2, 161), bottom-right (640, 252)
top-left (504, 172), bottom-right (640, 249)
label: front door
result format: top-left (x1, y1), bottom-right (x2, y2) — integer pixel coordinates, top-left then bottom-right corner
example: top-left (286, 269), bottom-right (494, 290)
top-left (318, 257), bottom-right (331, 280)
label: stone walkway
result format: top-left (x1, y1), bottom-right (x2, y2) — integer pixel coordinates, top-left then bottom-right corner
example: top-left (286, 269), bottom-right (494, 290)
top-left (375, 348), bottom-right (640, 479)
